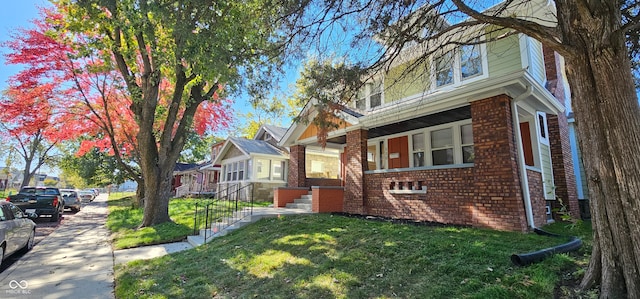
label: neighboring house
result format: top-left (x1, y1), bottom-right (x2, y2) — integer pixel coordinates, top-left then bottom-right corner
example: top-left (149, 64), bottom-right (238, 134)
top-left (213, 125), bottom-right (289, 201)
top-left (567, 112), bottom-right (590, 219)
top-left (276, 0), bottom-right (581, 232)
top-left (172, 142), bottom-right (225, 198)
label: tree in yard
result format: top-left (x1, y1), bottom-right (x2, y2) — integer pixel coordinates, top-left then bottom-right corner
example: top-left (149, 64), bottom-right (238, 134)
top-left (282, 0), bottom-right (640, 297)
top-left (0, 85), bottom-right (66, 188)
top-left (56, 0), bottom-right (291, 226)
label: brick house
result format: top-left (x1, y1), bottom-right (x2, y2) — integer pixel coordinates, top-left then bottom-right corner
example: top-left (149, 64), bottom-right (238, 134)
top-left (275, 1), bottom-right (580, 231)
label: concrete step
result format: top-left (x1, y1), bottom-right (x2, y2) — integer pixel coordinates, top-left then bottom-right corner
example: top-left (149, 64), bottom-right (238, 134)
top-left (285, 202), bottom-right (312, 210)
top-left (293, 197), bottom-right (312, 204)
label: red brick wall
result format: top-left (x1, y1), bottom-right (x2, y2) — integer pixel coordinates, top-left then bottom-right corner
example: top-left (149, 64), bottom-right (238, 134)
top-left (288, 145), bottom-right (306, 187)
top-left (274, 187), bottom-right (309, 207)
top-left (543, 45), bottom-right (581, 220)
top-left (470, 95), bottom-right (529, 231)
top-left (344, 129), bottom-right (367, 214)
top-left (312, 186), bottom-right (344, 212)
top-left (364, 167), bottom-right (475, 225)
top-left (527, 169), bottom-right (548, 227)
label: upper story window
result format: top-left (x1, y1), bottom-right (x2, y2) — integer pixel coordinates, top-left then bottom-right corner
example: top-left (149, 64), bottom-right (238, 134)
top-left (433, 40), bottom-right (487, 90)
top-left (355, 79), bottom-right (383, 110)
top-left (460, 43), bottom-right (483, 79)
top-left (435, 52), bottom-right (454, 87)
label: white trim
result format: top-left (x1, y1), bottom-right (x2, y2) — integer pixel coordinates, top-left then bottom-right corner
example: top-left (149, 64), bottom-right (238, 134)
top-left (536, 111), bottom-right (550, 145)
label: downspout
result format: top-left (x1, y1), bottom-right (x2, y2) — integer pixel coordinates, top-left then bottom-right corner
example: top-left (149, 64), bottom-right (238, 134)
top-left (511, 86), bottom-right (535, 229)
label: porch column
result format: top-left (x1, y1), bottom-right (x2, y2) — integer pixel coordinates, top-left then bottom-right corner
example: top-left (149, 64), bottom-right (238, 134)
top-left (344, 129), bottom-right (367, 214)
top-left (471, 95), bottom-right (529, 231)
top-left (543, 45), bottom-right (581, 219)
top-left (288, 145), bottom-right (306, 187)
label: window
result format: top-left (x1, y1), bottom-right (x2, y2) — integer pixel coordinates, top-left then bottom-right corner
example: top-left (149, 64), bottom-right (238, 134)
top-left (431, 128), bottom-right (454, 165)
top-left (273, 161), bottom-right (285, 180)
top-left (461, 124), bottom-right (474, 163)
top-left (232, 162), bottom-right (238, 181)
top-left (367, 144), bottom-right (378, 170)
top-left (10, 204), bottom-right (23, 219)
top-left (537, 112), bottom-right (548, 143)
top-left (460, 43), bottom-right (483, 79)
top-left (226, 165), bottom-right (232, 181)
top-left (238, 161), bottom-right (245, 180)
top-left (369, 81), bottom-right (382, 108)
top-left (412, 133), bottom-right (425, 167)
top-left (367, 120), bottom-right (473, 170)
top-left (435, 52), bottom-right (454, 87)
top-left (256, 159), bottom-right (270, 180)
top-left (355, 79), bottom-right (383, 110)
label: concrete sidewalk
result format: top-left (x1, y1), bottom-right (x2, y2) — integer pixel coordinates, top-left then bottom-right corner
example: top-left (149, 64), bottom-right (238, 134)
top-left (0, 194), bottom-right (114, 299)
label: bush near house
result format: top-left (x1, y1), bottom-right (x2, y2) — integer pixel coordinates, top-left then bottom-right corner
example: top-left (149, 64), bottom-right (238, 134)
top-left (114, 214), bottom-right (593, 298)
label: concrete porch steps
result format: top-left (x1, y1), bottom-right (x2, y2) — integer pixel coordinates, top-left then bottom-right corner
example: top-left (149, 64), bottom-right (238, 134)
top-left (187, 206), bottom-right (312, 247)
top-left (285, 192), bottom-right (313, 211)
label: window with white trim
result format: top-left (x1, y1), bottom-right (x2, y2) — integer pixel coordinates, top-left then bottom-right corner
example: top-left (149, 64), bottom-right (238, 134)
top-left (367, 120), bottom-right (473, 170)
top-left (238, 161), bottom-right (245, 180)
top-left (273, 161), bottom-right (285, 180)
top-left (435, 52), bottom-right (454, 87)
top-left (411, 133), bottom-right (425, 167)
top-left (460, 42), bottom-right (483, 79)
top-left (431, 128), bottom-right (454, 165)
top-left (431, 41), bottom-right (487, 90)
top-left (461, 124), bottom-right (474, 163)
top-left (355, 78), bottom-right (384, 110)
top-left (256, 159), bottom-right (270, 180)
top-left (537, 112), bottom-right (549, 144)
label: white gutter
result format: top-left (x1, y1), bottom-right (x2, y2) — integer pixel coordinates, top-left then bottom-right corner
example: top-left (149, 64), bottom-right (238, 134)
top-left (512, 85), bottom-right (536, 229)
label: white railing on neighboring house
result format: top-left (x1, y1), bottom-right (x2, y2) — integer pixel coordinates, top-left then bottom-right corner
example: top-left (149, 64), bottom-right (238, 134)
top-left (175, 185), bottom-right (190, 198)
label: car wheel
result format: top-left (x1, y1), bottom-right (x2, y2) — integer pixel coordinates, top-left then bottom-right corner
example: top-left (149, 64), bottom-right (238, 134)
top-left (51, 211), bottom-right (60, 222)
top-left (19, 230), bottom-right (35, 253)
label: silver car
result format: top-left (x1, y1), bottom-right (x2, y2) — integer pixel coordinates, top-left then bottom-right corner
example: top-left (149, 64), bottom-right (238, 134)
top-left (60, 189), bottom-right (82, 212)
top-left (0, 201), bottom-right (37, 267)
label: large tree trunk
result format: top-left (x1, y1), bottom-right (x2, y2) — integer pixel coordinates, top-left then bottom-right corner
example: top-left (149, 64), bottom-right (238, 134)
top-left (139, 162), bottom-right (173, 227)
top-left (561, 5), bottom-right (640, 297)
top-left (135, 178), bottom-right (145, 208)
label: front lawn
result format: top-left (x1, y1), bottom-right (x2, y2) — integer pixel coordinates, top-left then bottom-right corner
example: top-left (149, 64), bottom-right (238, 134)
top-left (107, 193), bottom-right (197, 249)
top-left (107, 193), bottom-right (272, 249)
top-left (114, 214), bottom-right (593, 298)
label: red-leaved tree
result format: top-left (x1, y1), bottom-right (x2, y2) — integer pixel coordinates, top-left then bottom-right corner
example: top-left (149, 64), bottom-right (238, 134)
top-left (3, 6), bottom-right (232, 206)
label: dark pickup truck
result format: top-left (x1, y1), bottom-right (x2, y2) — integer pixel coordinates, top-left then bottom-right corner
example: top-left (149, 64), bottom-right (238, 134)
top-left (6, 187), bottom-right (64, 222)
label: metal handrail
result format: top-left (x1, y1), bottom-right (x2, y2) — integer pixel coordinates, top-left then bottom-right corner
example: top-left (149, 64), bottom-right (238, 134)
top-left (192, 183), bottom-right (254, 240)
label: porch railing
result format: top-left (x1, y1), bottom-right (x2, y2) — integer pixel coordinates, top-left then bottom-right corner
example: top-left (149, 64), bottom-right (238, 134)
top-left (192, 183), bottom-right (254, 240)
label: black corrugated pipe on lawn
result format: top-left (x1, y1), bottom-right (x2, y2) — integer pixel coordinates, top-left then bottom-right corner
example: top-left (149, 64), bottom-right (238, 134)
top-left (511, 228), bottom-right (583, 266)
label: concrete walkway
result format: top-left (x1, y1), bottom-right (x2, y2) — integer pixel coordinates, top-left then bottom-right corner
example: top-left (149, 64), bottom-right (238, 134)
top-left (0, 194), bottom-right (114, 299)
top-left (0, 194), bottom-right (310, 298)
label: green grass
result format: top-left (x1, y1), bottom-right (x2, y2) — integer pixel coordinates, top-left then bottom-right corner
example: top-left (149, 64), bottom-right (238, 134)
top-left (114, 214), bottom-right (593, 298)
top-left (107, 193), bottom-right (271, 249)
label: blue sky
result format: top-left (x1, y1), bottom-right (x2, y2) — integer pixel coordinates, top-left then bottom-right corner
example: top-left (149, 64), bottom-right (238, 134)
top-left (0, 0), bottom-right (50, 93)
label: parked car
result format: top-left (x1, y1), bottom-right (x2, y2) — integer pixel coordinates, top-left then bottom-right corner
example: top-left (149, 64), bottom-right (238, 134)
top-left (60, 189), bottom-right (82, 213)
top-left (0, 201), bottom-right (37, 267)
top-left (6, 187), bottom-right (64, 222)
top-left (78, 190), bottom-right (95, 203)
